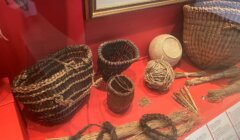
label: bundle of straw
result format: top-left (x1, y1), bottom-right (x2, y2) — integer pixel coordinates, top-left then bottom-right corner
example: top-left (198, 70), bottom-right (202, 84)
top-left (48, 111), bottom-right (198, 140)
top-left (185, 67), bottom-right (240, 86)
top-left (172, 86), bottom-right (198, 114)
top-left (207, 80), bottom-right (240, 102)
top-left (175, 71), bottom-right (207, 79)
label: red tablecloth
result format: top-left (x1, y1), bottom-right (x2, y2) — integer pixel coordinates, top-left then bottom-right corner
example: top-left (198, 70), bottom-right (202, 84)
top-left (0, 78), bottom-right (27, 140)
top-left (25, 58), bottom-right (240, 139)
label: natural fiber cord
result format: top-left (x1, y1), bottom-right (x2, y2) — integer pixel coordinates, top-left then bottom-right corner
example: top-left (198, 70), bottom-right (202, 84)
top-left (144, 59), bottom-right (175, 92)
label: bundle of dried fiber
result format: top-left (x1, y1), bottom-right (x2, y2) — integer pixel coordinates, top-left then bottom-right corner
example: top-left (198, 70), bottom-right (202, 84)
top-left (48, 111), bottom-right (198, 140)
top-left (172, 86), bottom-right (198, 114)
top-left (175, 71), bottom-right (207, 79)
top-left (207, 80), bottom-right (240, 103)
top-left (185, 67), bottom-right (240, 86)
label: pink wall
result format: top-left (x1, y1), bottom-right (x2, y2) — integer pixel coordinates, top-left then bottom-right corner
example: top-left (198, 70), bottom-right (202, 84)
top-left (0, 0), bottom-right (185, 79)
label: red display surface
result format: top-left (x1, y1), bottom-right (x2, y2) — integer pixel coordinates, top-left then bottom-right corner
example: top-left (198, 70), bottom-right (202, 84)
top-left (24, 58), bottom-right (240, 140)
top-left (0, 78), bottom-right (27, 140)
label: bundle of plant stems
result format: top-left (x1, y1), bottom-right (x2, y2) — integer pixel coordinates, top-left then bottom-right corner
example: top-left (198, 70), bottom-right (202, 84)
top-left (207, 80), bottom-right (240, 102)
top-left (172, 86), bottom-right (198, 114)
top-left (175, 71), bottom-right (207, 79)
top-left (48, 111), bottom-right (198, 140)
top-left (185, 67), bottom-right (240, 86)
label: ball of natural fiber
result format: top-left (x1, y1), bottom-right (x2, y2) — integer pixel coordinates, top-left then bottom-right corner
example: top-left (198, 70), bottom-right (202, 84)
top-left (144, 59), bottom-right (175, 92)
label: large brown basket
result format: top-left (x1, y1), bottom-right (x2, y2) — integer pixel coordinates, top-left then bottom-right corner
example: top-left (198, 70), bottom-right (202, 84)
top-left (183, 1), bottom-right (240, 69)
top-left (98, 39), bottom-right (139, 81)
top-left (12, 45), bottom-right (93, 124)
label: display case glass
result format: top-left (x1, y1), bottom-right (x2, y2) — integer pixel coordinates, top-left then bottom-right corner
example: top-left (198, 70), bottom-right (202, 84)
top-left (0, 0), bottom-right (239, 140)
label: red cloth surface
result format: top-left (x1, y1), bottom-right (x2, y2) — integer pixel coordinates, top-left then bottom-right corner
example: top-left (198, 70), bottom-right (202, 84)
top-left (0, 78), bottom-right (27, 140)
top-left (25, 58), bottom-right (240, 139)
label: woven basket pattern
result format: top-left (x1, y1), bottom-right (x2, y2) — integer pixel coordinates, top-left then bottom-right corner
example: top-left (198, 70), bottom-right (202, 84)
top-left (98, 40), bottom-right (139, 81)
top-left (12, 45), bottom-right (93, 124)
top-left (107, 75), bottom-right (134, 113)
top-left (183, 1), bottom-right (240, 69)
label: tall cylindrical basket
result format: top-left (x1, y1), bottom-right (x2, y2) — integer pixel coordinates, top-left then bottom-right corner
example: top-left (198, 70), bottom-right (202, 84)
top-left (107, 75), bottom-right (134, 114)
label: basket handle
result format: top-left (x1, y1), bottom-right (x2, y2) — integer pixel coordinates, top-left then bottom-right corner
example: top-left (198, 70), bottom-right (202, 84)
top-left (114, 76), bottom-right (132, 92)
top-left (223, 22), bottom-right (240, 31)
top-left (49, 58), bottom-right (78, 71)
top-left (54, 95), bottom-right (73, 107)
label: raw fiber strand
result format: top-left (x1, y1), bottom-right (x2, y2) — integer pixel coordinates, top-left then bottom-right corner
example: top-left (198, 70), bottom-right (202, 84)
top-left (173, 93), bottom-right (197, 114)
top-left (138, 97), bottom-right (151, 107)
top-left (172, 86), bottom-right (198, 114)
top-left (175, 71), bottom-right (207, 79)
top-left (185, 67), bottom-right (240, 86)
top-left (144, 59), bottom-right (175, 92)
top-left (183, 86), bottom-right (198, 113)
top-left (207, 80), bottom-right (240, 102)
top-left (48, 111), bottom-right (198, 140)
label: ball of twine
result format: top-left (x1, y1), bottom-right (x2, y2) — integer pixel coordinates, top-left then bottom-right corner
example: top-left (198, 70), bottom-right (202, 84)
top-left (144, 59), bottom-right (175, 92)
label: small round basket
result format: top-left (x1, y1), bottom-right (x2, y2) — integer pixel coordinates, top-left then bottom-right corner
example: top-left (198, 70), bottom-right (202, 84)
top-left (98, 40), bottom-right (139, 81)
top-left (11, 45), bottom-right (94, 124)
top-left (107, 75), bottom-right (134, 114)
top-left (183, 1), bottom-right (240, 69)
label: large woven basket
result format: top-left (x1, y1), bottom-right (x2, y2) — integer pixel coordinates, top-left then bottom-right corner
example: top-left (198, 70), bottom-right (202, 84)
top-left (183, 1), bottom-right (240, 69)
top-left (12, 45), bottom-right (93, 124)
top-left (98, 39), bottom-right (139, 81)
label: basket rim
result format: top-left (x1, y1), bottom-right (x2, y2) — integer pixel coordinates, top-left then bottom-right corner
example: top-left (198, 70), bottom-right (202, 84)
top-left (12, 45), bottom-right (93, 91)
top-left (184, 2), bottom-right (240, 13)
top-left (107, 75), bottom-right (134, 96)
top-left (98, 39), bottom-right (140, 66)
top-left (184, 4), bottom-right (240, 26)
top-left (192, 1), bottom-right (240, 7)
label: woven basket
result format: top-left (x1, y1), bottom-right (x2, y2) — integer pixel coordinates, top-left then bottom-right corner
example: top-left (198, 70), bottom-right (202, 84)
top-left (12, 45), bottom-right (93, 124)
top-left (107, 75), bottom-right (134, 114)
top-left (183, 1), bottom-right (240, 69)
top-left (98, 40), bottom-right (139, 81)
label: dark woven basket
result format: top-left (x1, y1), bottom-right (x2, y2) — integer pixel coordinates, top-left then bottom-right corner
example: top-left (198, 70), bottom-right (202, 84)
top-left (12, 45), bottom-right (93, 124)
top-left (107, 75), bottom-right (134, 114)
top-left (183, 1), bottom-right (240, 69)
top-left (98, 40), bottom-right (139, 81)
